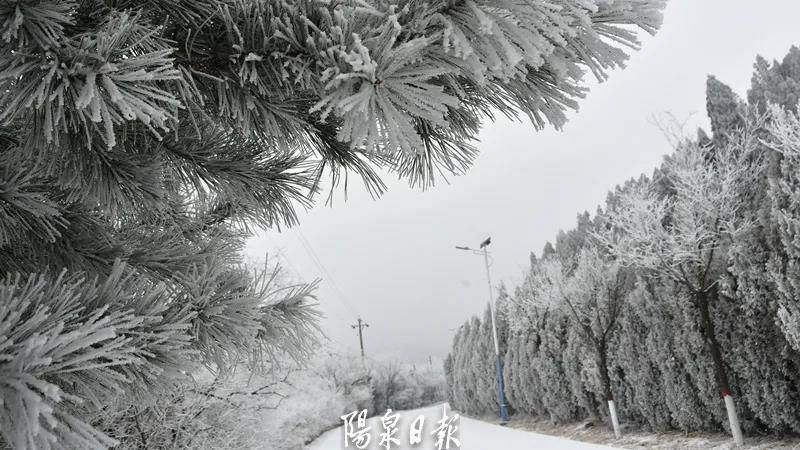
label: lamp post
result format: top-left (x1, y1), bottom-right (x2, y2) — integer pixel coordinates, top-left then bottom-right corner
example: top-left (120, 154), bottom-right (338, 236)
top-left (456, 237), bottom-right (510, 423)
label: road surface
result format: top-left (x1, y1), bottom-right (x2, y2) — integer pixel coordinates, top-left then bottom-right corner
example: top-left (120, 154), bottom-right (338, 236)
top-left (307, 404), bottom-right (616, 449)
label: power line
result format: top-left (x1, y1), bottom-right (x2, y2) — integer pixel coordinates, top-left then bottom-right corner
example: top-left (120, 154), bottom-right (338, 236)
top-left (297, 230), bottom-right (354, 312)
top-left (261, 233), bottom-right (355, 329)
top-left (261, 231), bottom-right (366, 354)
top-left (295, 229), bottom-right (361, 319)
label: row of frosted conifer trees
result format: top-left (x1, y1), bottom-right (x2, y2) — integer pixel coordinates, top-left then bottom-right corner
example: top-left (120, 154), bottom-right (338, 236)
top-left (445, 47), bottom-right (800, 437)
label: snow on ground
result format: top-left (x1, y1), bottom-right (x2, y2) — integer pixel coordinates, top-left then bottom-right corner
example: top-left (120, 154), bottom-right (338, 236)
top-left (503, 415), bottom-right (800, 450)
top-left (306, 403), bottom-right (616, 449)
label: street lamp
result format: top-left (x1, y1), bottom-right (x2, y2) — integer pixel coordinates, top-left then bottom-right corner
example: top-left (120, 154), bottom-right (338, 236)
top-left (456, 237), bottom-right (510, 423)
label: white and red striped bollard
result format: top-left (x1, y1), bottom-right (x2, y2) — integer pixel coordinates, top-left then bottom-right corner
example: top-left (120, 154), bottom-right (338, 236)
top-left (607, 395), bottom-right (621, 439)
top-left (722, 389), bottom-right (743, 447)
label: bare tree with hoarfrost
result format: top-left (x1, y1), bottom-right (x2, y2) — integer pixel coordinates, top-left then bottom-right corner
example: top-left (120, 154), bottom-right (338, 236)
top-left (520, 249), bottom-right (628, 438)
top-left (597, 127), bottom-right (766, 446)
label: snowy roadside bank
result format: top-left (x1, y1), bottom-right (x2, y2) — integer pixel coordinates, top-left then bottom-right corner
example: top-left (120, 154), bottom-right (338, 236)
top-left (488, 415), bottom-right (800, 449)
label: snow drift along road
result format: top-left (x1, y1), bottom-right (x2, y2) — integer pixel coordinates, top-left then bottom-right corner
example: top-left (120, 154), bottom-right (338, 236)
top-left (306, 403), bottom-right (616, 449)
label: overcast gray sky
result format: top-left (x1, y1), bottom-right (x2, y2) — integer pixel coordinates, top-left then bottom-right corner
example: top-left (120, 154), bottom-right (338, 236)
top-left (246, 0), bottom-right (800, 364)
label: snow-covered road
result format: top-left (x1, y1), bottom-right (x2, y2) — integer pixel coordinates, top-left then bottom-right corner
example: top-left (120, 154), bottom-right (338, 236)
top-left (306, 404), bottom-right (616, 450)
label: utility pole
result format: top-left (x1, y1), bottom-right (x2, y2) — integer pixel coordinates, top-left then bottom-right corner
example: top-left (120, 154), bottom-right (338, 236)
top-left (351, 317), bottom-right (369, 358)
top-left (456, 236), bottom-right (510, 423)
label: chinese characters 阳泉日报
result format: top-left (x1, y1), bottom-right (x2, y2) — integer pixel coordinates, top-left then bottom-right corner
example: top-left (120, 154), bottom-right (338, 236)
top-left (341, 404), bottom-right (461, 449)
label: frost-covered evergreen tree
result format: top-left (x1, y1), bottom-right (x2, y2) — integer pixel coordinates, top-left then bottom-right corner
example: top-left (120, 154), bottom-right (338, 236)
top-left (764, 103), bottom-right (800, 353)
top-left (706, 76), bottom-right (746, 149)
top-left (610, 278), bottom-right (677, 430)
top-left (706, 66), bottom-right (800, 434)
top-left (749, 46), bottom-right (800, 112)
